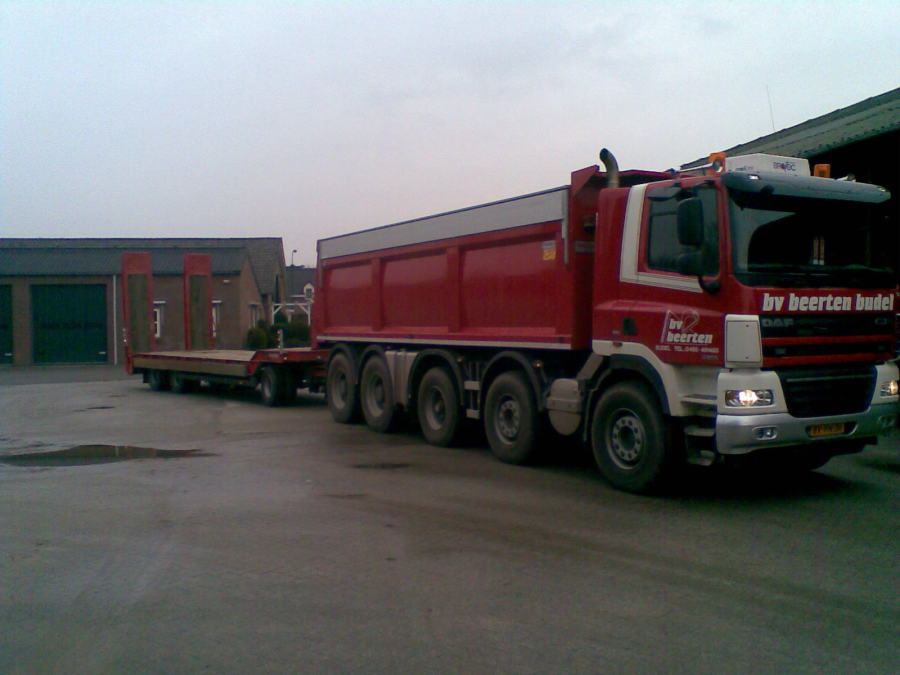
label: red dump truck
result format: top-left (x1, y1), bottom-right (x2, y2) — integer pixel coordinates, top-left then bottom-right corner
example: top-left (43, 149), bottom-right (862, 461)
top-left (128, 149), bottom-right (898, 492)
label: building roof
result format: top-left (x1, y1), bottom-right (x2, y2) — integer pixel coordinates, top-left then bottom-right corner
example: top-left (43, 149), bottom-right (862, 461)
top-left (0, 238), bottom-right (285, 295)
top-left (682, 87), bottom-right (900, 168)
top-left (286, 265), bottom-right (316, 297)
top-left (0, 245), bottom-right (251, 277)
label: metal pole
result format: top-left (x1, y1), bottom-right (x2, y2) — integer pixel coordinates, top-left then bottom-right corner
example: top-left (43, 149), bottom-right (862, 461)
top-left (112, 274), bottom-right (118, 365)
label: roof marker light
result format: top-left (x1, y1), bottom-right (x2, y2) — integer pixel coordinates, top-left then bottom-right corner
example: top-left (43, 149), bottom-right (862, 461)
top-left (707, 152), bottom-right (727, 176)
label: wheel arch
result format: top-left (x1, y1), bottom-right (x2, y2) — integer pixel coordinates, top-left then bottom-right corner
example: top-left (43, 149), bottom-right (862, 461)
top-left (408, 349), bottom-right (464, 410)
top-left (327, 343), bottom-right (362, 385)
top-left (583, 354), bottom-right (670, 442)
top-left (358, 344), bottom-right (387, 372)
top-left (482, 350), bottom-right (544, 412)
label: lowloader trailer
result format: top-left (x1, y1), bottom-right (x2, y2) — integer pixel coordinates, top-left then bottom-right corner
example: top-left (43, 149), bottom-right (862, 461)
top-left (129, 149), bottom-right (899, 493)
top-left (122, 251), bottom-right (328, 405)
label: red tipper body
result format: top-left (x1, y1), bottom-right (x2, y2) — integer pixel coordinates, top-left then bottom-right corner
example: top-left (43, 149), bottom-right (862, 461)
top-left (313, 169), bottom-right (665, 351)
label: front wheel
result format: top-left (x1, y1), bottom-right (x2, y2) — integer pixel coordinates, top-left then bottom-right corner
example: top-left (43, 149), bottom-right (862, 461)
top-left (591, 381), bottom-right (674, 493)
top-left (417, 367), bottom-right (461, 447)
top-left (484, 371), bottom-right (539, 464)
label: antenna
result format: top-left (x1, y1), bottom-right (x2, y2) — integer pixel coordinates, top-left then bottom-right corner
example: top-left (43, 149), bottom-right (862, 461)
top-left (766, 85), bottom-right (776, 132)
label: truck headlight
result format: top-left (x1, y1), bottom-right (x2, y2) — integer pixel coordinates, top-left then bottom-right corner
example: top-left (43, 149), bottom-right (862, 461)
top-left (879, 380), bottom-right (899, 397)
top-left (725, 389), bottom-right (774, 407)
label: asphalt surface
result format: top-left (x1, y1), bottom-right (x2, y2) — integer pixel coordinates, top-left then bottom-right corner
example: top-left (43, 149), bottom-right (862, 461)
top-left (1, 366), bottom-right (898, 673)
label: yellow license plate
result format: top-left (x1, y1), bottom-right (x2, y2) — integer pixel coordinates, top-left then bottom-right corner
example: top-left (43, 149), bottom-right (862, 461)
top-left (808, 423), bottom-right (845, 438)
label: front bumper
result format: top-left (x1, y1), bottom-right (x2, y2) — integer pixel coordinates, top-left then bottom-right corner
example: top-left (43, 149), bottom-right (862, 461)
top-left (715, 402), bottom-right (898, 455)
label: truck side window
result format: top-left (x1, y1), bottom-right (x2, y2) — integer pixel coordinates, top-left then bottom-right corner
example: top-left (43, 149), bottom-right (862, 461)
top-left (647, 187), bottom-right (719, 275)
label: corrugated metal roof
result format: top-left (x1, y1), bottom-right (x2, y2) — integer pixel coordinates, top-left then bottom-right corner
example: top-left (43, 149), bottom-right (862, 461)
top-left (0, 238), bottom-right (284, 295)
top-left (683, 87), bottom-right (900, 168)
top-left (0, 246), bottom-right (250, 277)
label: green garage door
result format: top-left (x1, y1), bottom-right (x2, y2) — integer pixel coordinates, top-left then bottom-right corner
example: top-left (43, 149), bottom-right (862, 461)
top-left (0, 286), bottom-right (11, 364)
top-left (32, 285), bottom-right (108, 364)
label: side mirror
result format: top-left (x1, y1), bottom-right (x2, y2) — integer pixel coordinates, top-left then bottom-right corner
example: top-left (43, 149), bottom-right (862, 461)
top-left (676, 251), bottom-right (702, 277)
top-left (677, 198), bottom-right (704, 247)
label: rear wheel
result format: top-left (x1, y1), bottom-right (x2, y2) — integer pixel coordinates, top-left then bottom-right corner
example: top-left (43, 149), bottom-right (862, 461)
top-left (326, 352), bottom-right (359, 423)
top-left (147, 369), bottom-right (170, 391)
top-left (280, 371), bottom-right (297, 406)
top-left (484, 372), bottom-right (539, 464)
top-left (360, 356), bottom-right (396, 432)
top-left (417, 367), bottom-right (460, 447)
top-left (170, 372), bottom-right (195, 394)
top-left (260, 367), bottom-right (281, 406)
top-left (591, 381), bottom-right (674, 493)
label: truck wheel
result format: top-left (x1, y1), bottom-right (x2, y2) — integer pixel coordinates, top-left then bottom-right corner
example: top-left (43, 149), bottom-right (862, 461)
top-left (360, 356), bottom-right (396, 432)
top-left (591, 381), bottom-right (673, 493)
top-left (484, 371), bottom-right (539, 464)
top-left (260, 367), bottom-right (281, 407)
top-left (147, 369), bottom-right (170, 391)
top-left (418, 367), bottom-right (460, 447)
top-left (280, 371), bottom-right (297, 406)
top-left (326, 352), bottom-right (360, 423)
top-left (170, 372), bottom-right (195, 394)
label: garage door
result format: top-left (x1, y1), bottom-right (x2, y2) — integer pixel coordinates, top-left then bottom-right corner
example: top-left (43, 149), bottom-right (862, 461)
top-left (32, 285), bottom-right (108, 364)
top-left (0, 286), bottom-right (11, 364)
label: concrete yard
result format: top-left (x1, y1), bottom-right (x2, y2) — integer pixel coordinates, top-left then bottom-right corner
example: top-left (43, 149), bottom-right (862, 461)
top-left (1, 367), bottom-right (898, 673)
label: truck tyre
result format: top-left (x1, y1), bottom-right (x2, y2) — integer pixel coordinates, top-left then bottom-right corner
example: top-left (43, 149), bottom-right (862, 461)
top-left (360, 356), bottom-right (396, 433)
top-left (148, 369), bottom-right (170, 391)
top-left (327, 352), bottom-right (360, 423)
top-left (260, 367), bottom-right (281, 407)
top-left (484, 371), bottom-right (539, 464)
top-left (591, 381), bottom-right (673, 494)
top-left (280, 371), bottom-right (297, 406)
top-left (418, 367), bottom-right (460, 447)
top-left (170, 372), bottom-right (195, 394)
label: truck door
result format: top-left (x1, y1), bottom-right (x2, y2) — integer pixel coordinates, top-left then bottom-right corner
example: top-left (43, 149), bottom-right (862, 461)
top-left (618, 180), bottom-right (725, 367)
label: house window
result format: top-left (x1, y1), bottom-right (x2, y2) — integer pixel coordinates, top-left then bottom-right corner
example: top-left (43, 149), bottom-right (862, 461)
top-left (152, 301), bottom-right (165, 339)
top-left (213, 300), bottom-right (222, 339)
top-left (249, 303), bottom-right (261, 328)
top-left (303, 283), bottom-right (314, 300)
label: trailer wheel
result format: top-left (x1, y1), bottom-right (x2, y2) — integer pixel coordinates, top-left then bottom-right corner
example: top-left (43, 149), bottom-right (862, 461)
top-left (260, 367), bottom-right (281, 407)
top-left (484, 371), bottom-right (539, 464)
top-left (591, 381), bottom-right (673, 493)
top-left (360, 356), bottom-right (396, 432)
top-left (147, 369), bottom-right (170, 391)
top-left (280, 371), bottom-right (297, 406)
top-left (170, 372), bottom-right (195, 394)
top-left (417, 367), bottom-right (460, 447)
top-left (326, 352), bottom-right (360, 423)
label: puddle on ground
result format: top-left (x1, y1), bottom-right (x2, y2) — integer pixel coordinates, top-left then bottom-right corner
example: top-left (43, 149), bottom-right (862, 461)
top-left (352, 462), bottom-right (411, 470)
top-left (1, 445), bottom-right (211, 467)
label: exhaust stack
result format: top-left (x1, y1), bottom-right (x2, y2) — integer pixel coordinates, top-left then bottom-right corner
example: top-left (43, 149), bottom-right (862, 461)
top-left (599, 148), bottom-right (619, 188)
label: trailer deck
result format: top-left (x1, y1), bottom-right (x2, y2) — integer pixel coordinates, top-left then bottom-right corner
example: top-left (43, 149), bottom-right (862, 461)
top-left (132, 348), bottom-right (328, 379)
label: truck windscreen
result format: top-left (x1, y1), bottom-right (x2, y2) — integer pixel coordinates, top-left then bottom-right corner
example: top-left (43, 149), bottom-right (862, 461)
top-left (728, 191), bottom-right (896, 288)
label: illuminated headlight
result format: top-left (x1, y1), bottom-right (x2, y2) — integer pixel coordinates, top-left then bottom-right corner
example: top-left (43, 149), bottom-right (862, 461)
top-left (879, 380), bottom-right (899, 397)
top-left (725, 389), bottom-right (774, 407)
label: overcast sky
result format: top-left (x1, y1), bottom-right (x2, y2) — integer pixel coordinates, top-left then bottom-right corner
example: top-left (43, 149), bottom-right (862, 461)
top-left (2, 1), bottom-right (898, 266)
